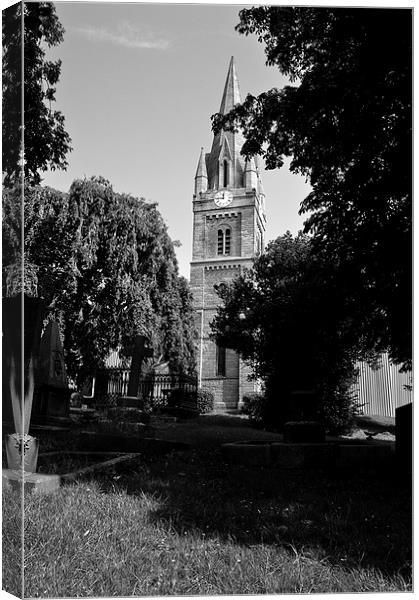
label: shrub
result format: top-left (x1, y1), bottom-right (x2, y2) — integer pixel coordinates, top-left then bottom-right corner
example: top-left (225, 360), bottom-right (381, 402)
top-left (320, 388), bottom-right (360, 435)
top-left (197, 389), bottom-right (214, 414)
top-left (242, 393), bottom-right (269, 426)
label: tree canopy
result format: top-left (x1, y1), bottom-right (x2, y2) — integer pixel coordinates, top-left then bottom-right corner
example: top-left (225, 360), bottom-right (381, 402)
top-left (3, 178), bottom-right (197, 384)
top-left (213, 7), bottom-right (412, 369)
top-left (211, 232), bottom-right (363, 432)
top-left (2, 2), bottom-right (72, 185)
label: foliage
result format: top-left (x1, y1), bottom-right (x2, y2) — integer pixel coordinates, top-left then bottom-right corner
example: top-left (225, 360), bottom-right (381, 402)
top-left (319, 386), bottom-right (360, 436)
top-left (213, 7), bottom-right (412, 369)
top-left (196, 388), bottom-right (214, 414)
top-left (2, 178), bottom-right (197, 384)
top-left (241, 393), bottom-right (268, 427)
top-left (2, 2), bottom-right (72, 186)
top-left (211, 232), bottom-right (363, 433)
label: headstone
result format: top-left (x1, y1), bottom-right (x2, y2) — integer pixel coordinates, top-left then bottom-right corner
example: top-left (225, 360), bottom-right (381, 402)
top-left (32, 321), bottom-right (70, 422)
top-left (37, 321), bottom-right (68, 387)
top-left (396, 402), bottom-right (412, 472)
top-left (116, 335), bottom-right (153, 408)
top-left (2, 295), bottom-right (45, 430)
top-left (126, 335), bottom-right (153, 397)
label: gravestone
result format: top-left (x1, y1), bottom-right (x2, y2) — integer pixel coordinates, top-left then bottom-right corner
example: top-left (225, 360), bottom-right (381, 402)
top-left (396, 402), bottom-right (412, 472)
top-left (127, 335), bottom-right (153, 397)
top-left (2, 294), bottom-right (45, 428)
top-left (2, 267), bottom-right (46, 475)
top-left (32, 321), bottom-right (71, 422)
top-left (117, 335), bottom-right (153, 408)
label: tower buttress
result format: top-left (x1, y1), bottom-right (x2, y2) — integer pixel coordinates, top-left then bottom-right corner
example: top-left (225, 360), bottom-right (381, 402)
top-left (194, 147), bottom-right (208, 196)
top-left (245, 157), bottom-right (258, 189)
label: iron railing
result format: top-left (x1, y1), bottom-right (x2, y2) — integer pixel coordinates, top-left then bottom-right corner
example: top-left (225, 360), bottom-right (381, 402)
top-left (94, 369), bottom-right (198, 409)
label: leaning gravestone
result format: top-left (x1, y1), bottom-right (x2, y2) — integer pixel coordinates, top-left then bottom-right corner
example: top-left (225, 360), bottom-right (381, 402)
top-left (32, 321), bottom-right (71, 423)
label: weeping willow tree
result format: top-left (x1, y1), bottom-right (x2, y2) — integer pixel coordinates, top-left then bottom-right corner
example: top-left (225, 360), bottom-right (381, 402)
top-left (3, 177), bottom-right (197, 386)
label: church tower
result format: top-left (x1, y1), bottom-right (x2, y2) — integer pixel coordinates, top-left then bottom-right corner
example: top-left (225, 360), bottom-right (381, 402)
top-left (190, 57), bottom-right (267, 410)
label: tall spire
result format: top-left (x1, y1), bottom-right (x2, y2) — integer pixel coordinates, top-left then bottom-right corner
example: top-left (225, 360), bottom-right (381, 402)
top-left (207, 57), bottom-right (246, 189)
top-left (219, 56), bottom-right (241, 115)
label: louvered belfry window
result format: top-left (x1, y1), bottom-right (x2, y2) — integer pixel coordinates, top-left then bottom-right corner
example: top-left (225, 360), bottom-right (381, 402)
top-left (217, 229), bottom-right (224, 255)
top-left (224, 228), bottom-right (231, 254)
top-left (217, 228), bottom-right (231, 255)
top-left (223, 159), bottom-right (229, 187)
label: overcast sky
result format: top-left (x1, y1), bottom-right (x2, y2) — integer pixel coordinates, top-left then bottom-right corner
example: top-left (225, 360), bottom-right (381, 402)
top-left (42, 2), bottom-right (312, 278)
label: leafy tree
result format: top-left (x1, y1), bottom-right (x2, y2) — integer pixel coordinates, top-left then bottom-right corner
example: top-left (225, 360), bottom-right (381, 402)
top-left (3, 178), bottom-right (197, 384)
top-left (211, 232), bottom-right (363, 433)
top-left (2, 2), bottom-right (71, 186)
top-left (213, 7), bottom-right (412, 369)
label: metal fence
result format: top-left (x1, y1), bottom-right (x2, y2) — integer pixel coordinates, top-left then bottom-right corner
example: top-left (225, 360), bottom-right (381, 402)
top-left (94, 369), bottom-right (198, 408)
top-left (351, 354), bottom-right (412, 417)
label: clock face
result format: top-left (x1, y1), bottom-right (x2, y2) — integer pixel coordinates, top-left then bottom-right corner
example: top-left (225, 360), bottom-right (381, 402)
top-left (214, 191), bottom-right (233, 207)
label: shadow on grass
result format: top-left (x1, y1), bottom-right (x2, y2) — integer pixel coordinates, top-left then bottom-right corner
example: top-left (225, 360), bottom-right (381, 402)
top-left (31, 418), bottom-right (411, 583)
top-left (98, 443), bottom-right (412, 581)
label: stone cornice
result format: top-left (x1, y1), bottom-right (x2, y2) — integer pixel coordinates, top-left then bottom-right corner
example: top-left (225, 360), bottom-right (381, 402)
top-left (205, 212), bottom-right (240, 220)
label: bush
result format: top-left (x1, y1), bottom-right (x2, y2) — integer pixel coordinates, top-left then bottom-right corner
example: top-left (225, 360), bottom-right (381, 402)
top-left (242, 393), bottom-right (269, 426)
top-left (320, 388), bottom-right (360, 435)
top-left (197, 389), bottom-right (214, 414)
top-left (243, 382), bottom-right (358, 435)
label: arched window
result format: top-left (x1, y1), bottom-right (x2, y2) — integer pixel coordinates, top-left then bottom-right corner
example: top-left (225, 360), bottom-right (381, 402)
top-left (217, 228), bottom-right (231, 256)
top-left (223, 159), bottom-right (229, 187)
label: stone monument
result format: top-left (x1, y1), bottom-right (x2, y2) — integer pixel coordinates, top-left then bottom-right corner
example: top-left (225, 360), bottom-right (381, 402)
top-left (117, 334), bottom-right (153, 408)
top-left (32, 320), bottom-right (71, 422)
top-left (3, 262), bottom-right (45, 473)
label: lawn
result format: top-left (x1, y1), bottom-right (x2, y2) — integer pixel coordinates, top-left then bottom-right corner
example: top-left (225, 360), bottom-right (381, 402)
top-left (3, 414), bottom-right (411, 596)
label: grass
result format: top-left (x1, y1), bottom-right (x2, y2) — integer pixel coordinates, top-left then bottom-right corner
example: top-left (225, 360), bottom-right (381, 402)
top-left (2, 414), bottom-right (411, 596)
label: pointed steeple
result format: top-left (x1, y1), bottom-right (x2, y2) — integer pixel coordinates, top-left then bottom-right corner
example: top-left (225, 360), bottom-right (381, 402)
top-left (219, 56), bottom-right (242, 115)
top-left (194, 147), bottom-right (208, 196)
top-left (207, 58), bottom-right (246, 190)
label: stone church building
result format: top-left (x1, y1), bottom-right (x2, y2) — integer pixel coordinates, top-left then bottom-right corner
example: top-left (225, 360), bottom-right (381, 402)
top-left (190, 58), bottom-right (266, 410)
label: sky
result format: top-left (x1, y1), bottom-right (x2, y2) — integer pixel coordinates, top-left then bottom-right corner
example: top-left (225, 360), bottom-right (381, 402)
top-left (41, 1), bottom-right (312, 278)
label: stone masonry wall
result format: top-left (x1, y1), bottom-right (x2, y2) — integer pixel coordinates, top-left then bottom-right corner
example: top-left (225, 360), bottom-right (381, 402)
top-left (190, 187), bottom-right (265, 409)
